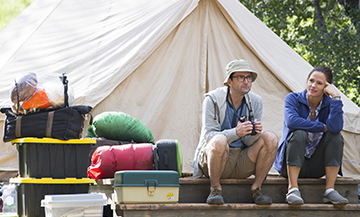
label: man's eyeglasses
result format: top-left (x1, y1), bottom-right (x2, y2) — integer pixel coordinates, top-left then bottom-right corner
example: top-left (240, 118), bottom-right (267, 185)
top-left (232, 75), bottom-right (253, 82)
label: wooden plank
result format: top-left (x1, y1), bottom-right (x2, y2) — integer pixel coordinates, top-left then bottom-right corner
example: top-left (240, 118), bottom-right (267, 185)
top-left (179, 176), bottom-right (360, 185)
top-left (115, 203), bottom-right (360, 210)
top-left (113, 203), bottom-right (360, 217)
top-left (115, 209), bottom-right (360, 217)
top-left (116, 209), bottom-right (360, 217)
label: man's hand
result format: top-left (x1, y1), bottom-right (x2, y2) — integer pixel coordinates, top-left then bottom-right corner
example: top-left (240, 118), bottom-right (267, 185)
top-left (236, 116), bottom-right (261, 137)
top-left (253, 119), bottom-right (262, 135)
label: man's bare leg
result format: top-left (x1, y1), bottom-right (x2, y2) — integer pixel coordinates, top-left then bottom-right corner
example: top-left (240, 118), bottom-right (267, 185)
top-left (206, 134), bottom-right (229, 191)
top-left (247, 131), bottom-right (278, 190)
top-left (204, 134), bottom-right (228, 204)
top-left (247, 131), bottom-right (278, 204)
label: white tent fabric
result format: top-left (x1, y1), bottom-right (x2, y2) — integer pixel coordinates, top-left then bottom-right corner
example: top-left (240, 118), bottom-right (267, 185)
top-left (0, 0), bottom-right (359, 179)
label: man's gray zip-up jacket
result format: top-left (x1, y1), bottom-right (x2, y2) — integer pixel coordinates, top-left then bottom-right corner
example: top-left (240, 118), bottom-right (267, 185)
top-left (193, 86), bottom-right (263, 178)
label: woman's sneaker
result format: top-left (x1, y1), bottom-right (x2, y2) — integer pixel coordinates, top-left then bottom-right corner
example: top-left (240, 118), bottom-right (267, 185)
top-left (323, 190), bottom-right (348, 205)
top-left (206, 188), bottom-right (224, 205)
top-left (286, 189), bottom-right (304, 205)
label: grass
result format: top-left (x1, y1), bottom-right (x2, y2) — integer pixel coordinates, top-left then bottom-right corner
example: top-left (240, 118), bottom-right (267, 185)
top-left (0, 0), bottom-right (35, 31)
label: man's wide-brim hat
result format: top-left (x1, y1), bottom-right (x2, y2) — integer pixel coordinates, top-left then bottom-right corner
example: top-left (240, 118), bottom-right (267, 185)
top-left (223, 59), bottom-right (258, 86)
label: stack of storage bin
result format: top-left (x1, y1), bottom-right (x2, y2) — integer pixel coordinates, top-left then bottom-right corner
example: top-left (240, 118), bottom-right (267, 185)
top-left (9, 137), bottom-right (96, 217)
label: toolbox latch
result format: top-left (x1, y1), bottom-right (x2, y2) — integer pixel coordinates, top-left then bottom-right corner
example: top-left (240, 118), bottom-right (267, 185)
top-left (148, 186), bottom-right (155, 196)
top-left (146, 180), bottom-right (157, 196)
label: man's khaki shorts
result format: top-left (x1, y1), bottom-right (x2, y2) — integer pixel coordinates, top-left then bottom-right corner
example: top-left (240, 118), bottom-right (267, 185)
top-left (198, 146), bottom-right (256, 179)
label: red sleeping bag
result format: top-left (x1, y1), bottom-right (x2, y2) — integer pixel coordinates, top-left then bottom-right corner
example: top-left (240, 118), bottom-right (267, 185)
top-left (88, 143), bottom-right (153, 179)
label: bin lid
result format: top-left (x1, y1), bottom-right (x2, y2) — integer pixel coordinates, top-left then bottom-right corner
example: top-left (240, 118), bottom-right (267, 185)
top-left (11, 137), bottom-right (97, 144)
top-left (10, 177), bottom-right (95, 184)
top-left (41, 193), bottom-right (107, 208)
top-left (0, 213), bottom-right (17, 217)
top-left (113, 170), bottom-right (180, 187)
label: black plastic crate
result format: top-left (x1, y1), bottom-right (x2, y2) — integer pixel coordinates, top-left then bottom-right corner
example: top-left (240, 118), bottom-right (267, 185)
top-left (10, 177), bottom-right (94, 217)
top-left (12, 138), bottom-right (96, 178)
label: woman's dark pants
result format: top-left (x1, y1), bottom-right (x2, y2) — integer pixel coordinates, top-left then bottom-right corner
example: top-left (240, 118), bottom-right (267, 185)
top-left (282, 130), bottom-right (343, 178)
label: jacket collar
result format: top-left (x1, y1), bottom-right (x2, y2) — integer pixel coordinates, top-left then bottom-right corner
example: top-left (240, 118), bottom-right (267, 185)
top-left (299, 89), bottom-right (331, 108)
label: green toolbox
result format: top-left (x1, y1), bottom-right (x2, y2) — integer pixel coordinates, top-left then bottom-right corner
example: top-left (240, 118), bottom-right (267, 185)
top-left (113, 170), bottom-right (180, 204)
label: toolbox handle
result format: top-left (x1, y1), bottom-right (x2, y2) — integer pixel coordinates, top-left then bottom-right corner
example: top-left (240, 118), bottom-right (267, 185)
top-left (145, 179), bottom-right (158, 188)
top-left (145, 179), bottom-right (158, 196)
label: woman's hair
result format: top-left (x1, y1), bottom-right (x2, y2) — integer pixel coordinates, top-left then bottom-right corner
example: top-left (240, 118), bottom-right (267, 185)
top-left (308, 66), bottom-right (333, 84)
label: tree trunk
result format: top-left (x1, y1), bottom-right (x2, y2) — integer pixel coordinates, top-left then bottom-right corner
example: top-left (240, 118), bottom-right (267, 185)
top-left (313, 0), bottom-right (329, 40)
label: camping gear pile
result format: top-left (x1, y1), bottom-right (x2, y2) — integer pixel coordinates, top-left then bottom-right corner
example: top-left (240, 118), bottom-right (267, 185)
top-left (86, 113), bottom-right (183, 204)
top-left (1, 72), bottom-right (184, 215)
top-left (86, 112), bottom-right (183, 179)
top-left (84, 101), bottom-right (183, 205)
top-left (0, 73), bottom-right (96, 216)
top-left (86, 110), bottom-right (183, 180)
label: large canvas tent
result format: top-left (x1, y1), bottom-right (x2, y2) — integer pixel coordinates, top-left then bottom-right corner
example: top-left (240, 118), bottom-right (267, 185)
top-left (0, 0), bottom-right (359, 180)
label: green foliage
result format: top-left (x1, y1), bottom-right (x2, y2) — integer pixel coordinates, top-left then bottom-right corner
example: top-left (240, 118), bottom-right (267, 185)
top-left (0, 0), bottom-right (34, 30)
top-left (240, 0), bottom-right (360, 106)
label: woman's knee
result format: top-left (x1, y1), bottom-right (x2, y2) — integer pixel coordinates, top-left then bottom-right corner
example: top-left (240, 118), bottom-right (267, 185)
top-left (292, 130), bottom-right (307, 141)
top-left (286, 130), bottom-right (307, 149)
top-left (286, 130), bottom-right (307, 164)
top-left (326, 132), bottom-right (343, 144)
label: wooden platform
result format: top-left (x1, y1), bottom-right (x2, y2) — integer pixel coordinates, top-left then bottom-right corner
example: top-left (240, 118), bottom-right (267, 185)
top-left (179, 176), bottom-right (360, 204)
top-left (112, 203), bottom-right (360, 217)
top-left (90, 176), bottom-right (360, 217)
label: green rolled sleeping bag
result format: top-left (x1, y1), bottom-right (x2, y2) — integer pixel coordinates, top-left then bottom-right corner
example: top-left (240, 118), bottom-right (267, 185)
top-left (91, 111), bottom-right (154, 144)
top-left (87, 125), bottom-right (96, 138)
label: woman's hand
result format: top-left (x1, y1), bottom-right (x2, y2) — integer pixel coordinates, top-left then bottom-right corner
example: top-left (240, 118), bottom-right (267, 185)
top-left (324, 82), bottom-right (340, 97)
